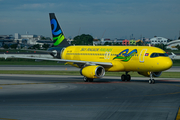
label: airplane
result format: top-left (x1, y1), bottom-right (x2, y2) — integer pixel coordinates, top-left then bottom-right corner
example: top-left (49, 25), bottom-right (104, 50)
top-left (6, 13), bottom-right (173, 84)
top-left (168, 52), bottom-right (176, 59)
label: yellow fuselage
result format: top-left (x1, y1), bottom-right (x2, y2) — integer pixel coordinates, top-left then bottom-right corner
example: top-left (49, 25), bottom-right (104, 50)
top-left (61, 46), bottom-right (172, 72)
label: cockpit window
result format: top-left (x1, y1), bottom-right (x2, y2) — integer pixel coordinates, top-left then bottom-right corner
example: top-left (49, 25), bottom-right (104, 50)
top-left (150, 53), bottom-right (168, 58)
top-left (159, 53), bottom-right (168, 56)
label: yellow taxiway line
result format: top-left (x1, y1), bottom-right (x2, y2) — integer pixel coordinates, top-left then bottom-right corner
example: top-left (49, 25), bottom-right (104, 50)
top-left (176, 106), bottom-right (180, 120)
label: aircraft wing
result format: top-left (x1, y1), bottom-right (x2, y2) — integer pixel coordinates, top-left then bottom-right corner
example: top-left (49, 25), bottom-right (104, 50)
top-left (17, 49), bottom-right (56, 54)
top-left (4, 54), bottom-right (112, 68)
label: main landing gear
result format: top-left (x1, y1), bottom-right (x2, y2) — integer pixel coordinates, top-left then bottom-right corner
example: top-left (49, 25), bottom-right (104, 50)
top-left (83, 76), bottom-right (94, 82)
top-left (149, 72), bottom-right (155, 84)
top-left (121, 72), bottom-right (131, 81)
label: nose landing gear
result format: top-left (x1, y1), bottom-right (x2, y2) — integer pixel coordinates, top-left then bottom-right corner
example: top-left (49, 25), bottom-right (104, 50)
top-left (149, 72), bottom-right (155, 84)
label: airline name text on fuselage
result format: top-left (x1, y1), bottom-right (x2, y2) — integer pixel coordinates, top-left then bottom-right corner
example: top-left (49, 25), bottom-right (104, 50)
top-left (80, 48), bottom-right (112, 52)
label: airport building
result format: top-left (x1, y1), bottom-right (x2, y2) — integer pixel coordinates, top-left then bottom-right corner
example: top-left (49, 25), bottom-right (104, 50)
top-left (122, 40), bottom-right (129, 46)
top-left (15, 33), bottom-right (40, 44)
top-left (93, 38), bottom-right (124, 45)
top-left (0, 35), bottom-right (15, 47)
top-left (150, 37), bottom-right (168, 45)
top-left (144, 38), bottom-right (151, 45)
top-left (113, 38), bottom-right (124, 44)
top-left (14, 33), bottom-right (53, 47)
top-left (129, 40), bottom-right (136, 45)
top-left (0, 33), bottom-right (54, 49)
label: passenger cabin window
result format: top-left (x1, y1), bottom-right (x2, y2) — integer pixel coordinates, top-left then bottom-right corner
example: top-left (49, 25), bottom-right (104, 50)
top-left (150, 53), bottom-right (168, 58)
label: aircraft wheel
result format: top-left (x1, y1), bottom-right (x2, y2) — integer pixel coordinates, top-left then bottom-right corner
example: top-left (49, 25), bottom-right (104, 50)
top-left (121, 74), bottom-right (126, 81)
top-left (83, 77), bottom-right (88, 82)
top-left (83, 77), bottom-right (93, 82)
top-left (149, 79), bottom-right (152, 84)
top-left (127, 74), bottom-right (131, 81)
top-left (152, 79), bottom-right (155, 84)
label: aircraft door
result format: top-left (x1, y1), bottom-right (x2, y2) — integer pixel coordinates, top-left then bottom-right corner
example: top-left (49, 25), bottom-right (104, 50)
top-left (139, 49), bottom-right (147, 63)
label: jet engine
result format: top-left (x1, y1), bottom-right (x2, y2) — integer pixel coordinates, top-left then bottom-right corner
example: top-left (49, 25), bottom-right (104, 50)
top-left (80, 65), bottom-right (105, 79)
top-left (138, 72), bottom-right (162, 77)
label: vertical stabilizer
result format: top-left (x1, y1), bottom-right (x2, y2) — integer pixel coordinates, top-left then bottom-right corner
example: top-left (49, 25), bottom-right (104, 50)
top-left (49, 13), bottom-right (69, 47)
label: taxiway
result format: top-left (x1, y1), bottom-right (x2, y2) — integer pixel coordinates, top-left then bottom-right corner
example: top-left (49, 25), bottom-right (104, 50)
top-left (0, 74), bottom-right (180, 120)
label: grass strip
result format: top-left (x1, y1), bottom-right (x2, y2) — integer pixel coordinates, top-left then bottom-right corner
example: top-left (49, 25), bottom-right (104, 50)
top-left (0, 70), bottom-right (179, 78)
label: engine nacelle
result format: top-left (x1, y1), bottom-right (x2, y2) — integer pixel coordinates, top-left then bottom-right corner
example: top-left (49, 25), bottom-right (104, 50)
top-left (80, 65), bottom-right (105, 79)
top-left (138, 72), bottom-right (162, 77)
top-left (152, 72), bottom-right (162, 77)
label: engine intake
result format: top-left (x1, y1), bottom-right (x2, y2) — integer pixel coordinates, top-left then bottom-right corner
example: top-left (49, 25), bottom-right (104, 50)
top-left (80, 65), bottom-right (105, 79)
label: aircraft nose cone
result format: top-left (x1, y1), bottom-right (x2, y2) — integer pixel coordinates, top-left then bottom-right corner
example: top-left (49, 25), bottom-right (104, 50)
top-left (165, 58), bottom-right (173, 70)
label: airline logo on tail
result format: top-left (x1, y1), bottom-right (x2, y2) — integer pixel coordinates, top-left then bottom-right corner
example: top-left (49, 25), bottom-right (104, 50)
top-left (113, 49), bottom-right (137, 62)
top-left (49, 13), bottom-right (65, 46)
top-left (51, 19), bottom-right (65, 46)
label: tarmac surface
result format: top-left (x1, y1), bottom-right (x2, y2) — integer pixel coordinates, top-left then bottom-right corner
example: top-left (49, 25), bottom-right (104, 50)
top-left (0, 74), bottom-right (180, 120)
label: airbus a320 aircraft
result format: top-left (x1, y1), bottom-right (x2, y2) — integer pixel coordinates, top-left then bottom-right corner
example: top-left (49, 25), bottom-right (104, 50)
top-left (8, 13), bottom-right (173, 84)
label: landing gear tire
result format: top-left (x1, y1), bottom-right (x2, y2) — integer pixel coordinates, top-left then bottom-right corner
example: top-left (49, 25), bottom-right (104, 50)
top-left (121, 74), bottom-right (131, 81)
top-left (127, 74), bottom-right (131, 81)
top-left (149, 79), bottom-right (155, 84)
top-left (149, 79), bottom-right (152, 84)
top-left (83, 77), bottom-right (93, 82)
top-left (121, 74), bottom-right (126, 81)
top-left (83, 77), bottom-right (88, 82)
top-left (149, 72), bottom-right (155, 84)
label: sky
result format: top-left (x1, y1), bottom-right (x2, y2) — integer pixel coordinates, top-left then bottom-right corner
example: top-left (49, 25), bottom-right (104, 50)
top-left (0, 0), bottom-right (180, 40)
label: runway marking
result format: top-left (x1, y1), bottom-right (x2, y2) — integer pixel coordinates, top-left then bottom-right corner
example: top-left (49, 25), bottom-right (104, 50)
top-left (176, 106), bottom-right (180, 120)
